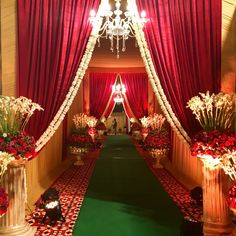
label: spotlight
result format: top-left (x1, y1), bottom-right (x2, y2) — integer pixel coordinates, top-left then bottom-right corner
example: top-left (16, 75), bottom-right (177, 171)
top-left (190, 186), bottom-right (203, 206)
top-left (40, 188), bottom-right (65, 225)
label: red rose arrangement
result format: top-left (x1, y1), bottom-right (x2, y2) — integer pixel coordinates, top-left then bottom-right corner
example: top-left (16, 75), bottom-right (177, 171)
top-left (0, 187), bottom-right (9, 217)
top-left (190, 130), bottom-right (236, 159)
top-left (144, 130), bottom-right (170, 150)
top-left (0, 131), bottom-right (36, 160)
top-left (226, 183), bottom-right (236, 210)
top-left (68, 133), bottom-right (93, 148)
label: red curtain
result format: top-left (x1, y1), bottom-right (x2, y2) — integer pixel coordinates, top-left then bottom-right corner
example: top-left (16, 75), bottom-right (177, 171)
top-left (136, 0), bottom-right (221, 137)
top-left (89, 72), bottom-right (117, 119)
top-left (121, 73), bottom-right (148, 120)
top-left (17, 0), bottom-right (100, 140)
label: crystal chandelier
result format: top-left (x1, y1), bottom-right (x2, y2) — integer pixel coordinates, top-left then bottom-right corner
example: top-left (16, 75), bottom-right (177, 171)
top-left (90, 0), bottom-right (146, 58)
top-left (112, 79), bottom-right (126, 104)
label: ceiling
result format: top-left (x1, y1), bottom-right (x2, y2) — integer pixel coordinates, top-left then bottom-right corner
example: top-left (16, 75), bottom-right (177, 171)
top-left (88, 0), bottom-right (144, 68)
top-left (89, 37), bottom-right (144, 68)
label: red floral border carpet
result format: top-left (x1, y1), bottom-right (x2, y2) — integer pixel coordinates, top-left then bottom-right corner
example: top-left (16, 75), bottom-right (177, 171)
top-left (26, 150), bottom-right (100, 236)
top-left (26, 139), bottom-right (202, 235)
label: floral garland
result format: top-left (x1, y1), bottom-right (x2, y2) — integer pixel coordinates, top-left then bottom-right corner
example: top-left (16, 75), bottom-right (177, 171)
top-left (129, 0), bottom-right (191, 144)
top-left (35, 1), bottom-right (106, 151)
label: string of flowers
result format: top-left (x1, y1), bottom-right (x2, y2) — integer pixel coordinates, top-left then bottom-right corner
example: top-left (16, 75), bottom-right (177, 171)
top-left (130, 0), bottom-right (191, 144)
top-left (35, 1), bottom-right (106, 151)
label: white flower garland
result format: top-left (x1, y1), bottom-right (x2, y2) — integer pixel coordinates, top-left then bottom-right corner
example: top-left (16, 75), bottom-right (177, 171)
top-left (36, 1), bottom-right (106, 151)
top-left (130, 0), bottom-right (191, 144)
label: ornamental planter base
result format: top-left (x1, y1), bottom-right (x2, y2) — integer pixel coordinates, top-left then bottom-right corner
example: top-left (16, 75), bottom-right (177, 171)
top-left (153, 156), bottom-right (163, 169)
top-left (0, 161), bottom-right (36, 236)
top-left (201, 159), bottom-right (232, 236)
top-left (74, 155), bottom-right (84, 166)
top-left (0, 223), bottom-right (36, 236)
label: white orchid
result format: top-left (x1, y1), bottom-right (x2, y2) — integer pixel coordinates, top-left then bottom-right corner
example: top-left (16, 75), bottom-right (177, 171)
top-left (187, 91), bottom-right (235, 130)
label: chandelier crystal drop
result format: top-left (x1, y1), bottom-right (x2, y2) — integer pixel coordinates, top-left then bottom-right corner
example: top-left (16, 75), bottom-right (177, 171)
top-left (90, 0), bottom-right (147, 58)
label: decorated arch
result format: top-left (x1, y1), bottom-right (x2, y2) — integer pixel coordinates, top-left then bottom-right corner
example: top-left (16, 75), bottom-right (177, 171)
top-left (17, 0), bottom-right (221, 151)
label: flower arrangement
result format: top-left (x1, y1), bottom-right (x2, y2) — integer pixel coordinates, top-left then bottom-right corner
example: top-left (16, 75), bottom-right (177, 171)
top-left (226, 183), bottom-right (236, 210)
top-left (144, 129), bottom-right (170, 151)
top-left (68, 133), bottom-right (93, 149)
top-left (72, 113), bottom-right (88, 129)
top-left (86, 116), bottom-right (98, 128)
top-left (0, 96), bottom-right (43, 160)
top-left (190, 130), bottom-right (236, 159)
top-left (187, 91), bottom-right (235, 131)
top-left (140, 116), bottom-right (150, 128)
top-left (0, 187), bottom-right (8, 218)
top-left (187, 91), bottom-right (235, 164)
top-left (149, 113), bottom-right (166, 131)
top-left (131, 122), bottom-right (141, 132)
top-left (0, 132), bottom-right (36, 160)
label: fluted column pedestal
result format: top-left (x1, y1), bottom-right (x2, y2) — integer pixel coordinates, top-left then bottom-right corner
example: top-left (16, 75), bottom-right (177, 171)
top-left (202, 159), bottom-right (232, 236)
top-left (0, 161), bottom-right (36, 236)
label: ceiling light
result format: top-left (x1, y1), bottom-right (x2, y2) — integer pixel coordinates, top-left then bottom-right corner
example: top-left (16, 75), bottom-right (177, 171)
top-left (90, 0), bottom-right (147, 58)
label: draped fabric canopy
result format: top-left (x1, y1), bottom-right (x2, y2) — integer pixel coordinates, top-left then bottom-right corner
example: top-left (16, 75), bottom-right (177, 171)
top-left (136, 0), bottom-right (221, 138)
top-left (89, 72), bottom-right (117, 119)
top-left (89, 72), bottom-right (148, 122)
top-left (17, 0), bottom-right (100, 141)
top-left (121, 73), bottom-right (148, 120)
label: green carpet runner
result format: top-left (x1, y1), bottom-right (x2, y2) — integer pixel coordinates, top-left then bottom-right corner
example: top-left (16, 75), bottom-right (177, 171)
top-left (73, 135), bottom-right (182, 236)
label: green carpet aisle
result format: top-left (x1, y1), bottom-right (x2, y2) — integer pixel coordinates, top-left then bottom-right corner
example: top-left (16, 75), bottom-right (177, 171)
top-left (73, 135), bottom-right (182, 236)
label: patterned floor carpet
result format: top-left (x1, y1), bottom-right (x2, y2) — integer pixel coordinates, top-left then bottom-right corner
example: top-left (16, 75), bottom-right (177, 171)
top-left (26, 137), bottom-right (202, 235)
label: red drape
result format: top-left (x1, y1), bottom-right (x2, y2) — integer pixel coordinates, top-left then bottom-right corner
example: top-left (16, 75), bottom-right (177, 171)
top-left (17, 0), bottom-right (100, 140)
top-left (136, 0), bottom-right (221, 137)
top-left (89, 72), bottom-right (117, 119)
top-left (121, 73), bottom-right (148, 120)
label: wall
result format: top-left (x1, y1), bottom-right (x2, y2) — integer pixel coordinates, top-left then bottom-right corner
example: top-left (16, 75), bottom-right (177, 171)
top-left (0, 0), bottom-right (69, 209)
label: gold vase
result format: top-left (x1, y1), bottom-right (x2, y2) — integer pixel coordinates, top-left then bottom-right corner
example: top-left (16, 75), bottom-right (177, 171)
top-left (68, 146), bottom-right (84, 166)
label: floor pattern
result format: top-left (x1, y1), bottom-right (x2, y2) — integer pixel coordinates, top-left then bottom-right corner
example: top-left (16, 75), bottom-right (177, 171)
top-left (133, 139), bottom-right (203, 221)
top-left (26, 137), bottom-right (202, 235)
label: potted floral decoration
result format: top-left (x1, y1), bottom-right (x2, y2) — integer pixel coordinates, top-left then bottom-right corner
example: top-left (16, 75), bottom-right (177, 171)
top-left (187, 91), bottom-right (235, 167)
top-left (68, 113), bottom-right (93, 155)
top-left (0, 96), bottom-right (43, 217)
top-left (144, 114), bottom-right (170, 155)
top-left (0, 96), bottom-right (43, 162)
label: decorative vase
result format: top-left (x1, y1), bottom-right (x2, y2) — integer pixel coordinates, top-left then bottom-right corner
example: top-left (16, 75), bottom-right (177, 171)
top-left (68, 146), bottom-right (84, 166)
top-left (201, 157), bottom-right (232, 236)
top-left (0, 160), bottom-right (36, 236)
top-left (151, 148), bottom-right (168, 168)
